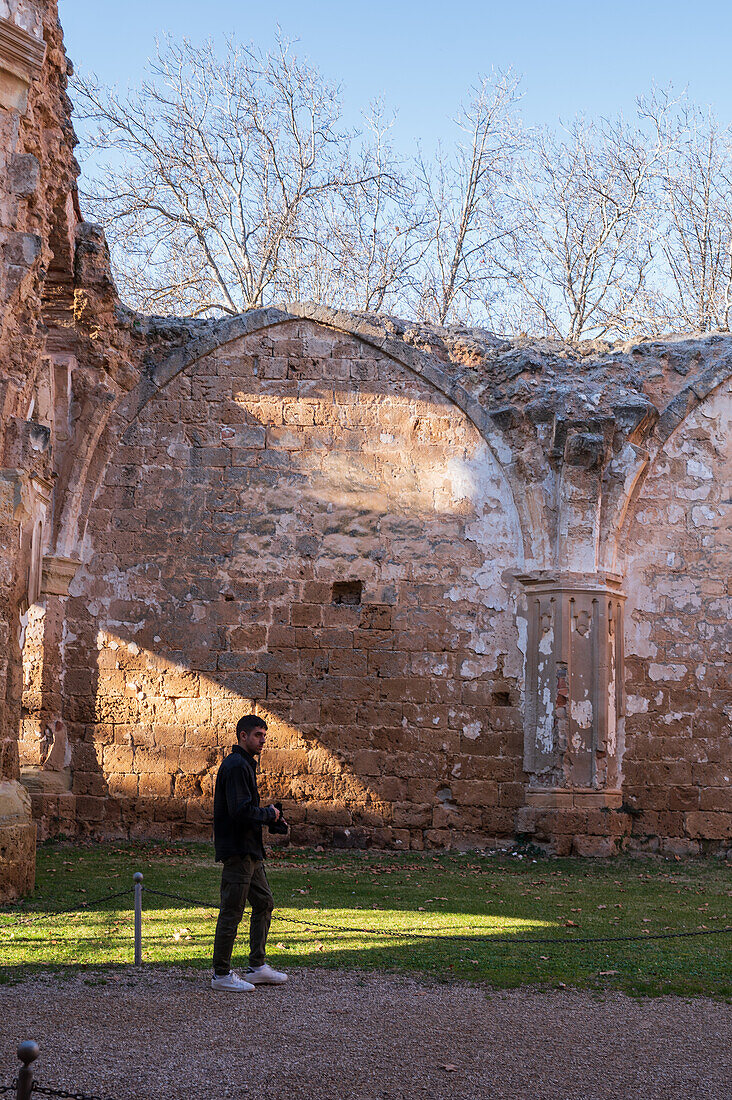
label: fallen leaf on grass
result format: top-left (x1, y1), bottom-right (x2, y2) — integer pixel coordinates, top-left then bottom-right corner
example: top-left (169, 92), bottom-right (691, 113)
top-left (599, 970), bottom-right (619, 976)
top-left (440, 1064), bottom-right (458, 1072)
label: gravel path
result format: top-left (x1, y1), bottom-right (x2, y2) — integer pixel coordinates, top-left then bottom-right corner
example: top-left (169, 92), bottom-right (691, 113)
top-left (0, 969), bottom-right (730, 1100)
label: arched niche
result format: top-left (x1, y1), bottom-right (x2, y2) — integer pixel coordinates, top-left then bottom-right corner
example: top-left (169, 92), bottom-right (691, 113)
top-left (58, 314), bottom-right (527, 847)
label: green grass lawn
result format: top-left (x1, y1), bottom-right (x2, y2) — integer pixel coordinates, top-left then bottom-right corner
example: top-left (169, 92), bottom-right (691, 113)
top-left (1, 842), bottom-right (730, 998)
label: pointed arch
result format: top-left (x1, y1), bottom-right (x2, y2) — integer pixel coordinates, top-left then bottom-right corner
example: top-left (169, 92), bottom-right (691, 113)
top-left (52, 304), bottom-right (528, 564)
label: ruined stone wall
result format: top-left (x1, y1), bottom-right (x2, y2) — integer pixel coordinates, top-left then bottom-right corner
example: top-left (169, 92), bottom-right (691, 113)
top-left (61, 319), bottom-right (526, 847)
top-left (0, 2), bottom-right (728, 862)
top-left (0, 0), bottom-right (71, 898)
top-left (0, 0), bottom-right (134, 896)
top-left (623, 380), bottom-right (731, 855)
top-left (38, 308), bottom-right (731, 854)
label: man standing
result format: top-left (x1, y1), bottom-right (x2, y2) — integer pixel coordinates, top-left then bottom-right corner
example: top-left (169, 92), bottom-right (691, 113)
top-left (211, 713), bottom-right (288, 991)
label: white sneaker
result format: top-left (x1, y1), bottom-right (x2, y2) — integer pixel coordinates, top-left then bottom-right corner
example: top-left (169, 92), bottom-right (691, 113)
top-left (211, 971), bottom-right (255, 992)
top-left (246, 963), bottom-right (288, 985)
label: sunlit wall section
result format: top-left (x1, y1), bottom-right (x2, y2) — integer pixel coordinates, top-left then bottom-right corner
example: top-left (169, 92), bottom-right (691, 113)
top-left (62, 318), bottom-right (523, 847)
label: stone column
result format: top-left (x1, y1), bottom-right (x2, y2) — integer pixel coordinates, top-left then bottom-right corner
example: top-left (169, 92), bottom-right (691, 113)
top-left (18, 555), bottom-right (79, 840)
top-left (517, 571), bottom-right (626, 810)
top-left (0, 4), bottom-right (48, 900)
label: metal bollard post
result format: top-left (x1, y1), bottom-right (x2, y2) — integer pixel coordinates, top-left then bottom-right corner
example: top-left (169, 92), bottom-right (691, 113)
top-left (16, 1040), bottom-right (38, 1100)
top-left (133, 872), bottom-right (143, 967)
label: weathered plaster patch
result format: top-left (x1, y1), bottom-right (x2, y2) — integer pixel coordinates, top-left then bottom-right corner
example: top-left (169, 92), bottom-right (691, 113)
top-left (625, 617), bottom-right (657, 658)
top-left (460, 656), bottom-right (497, 679)
top-left (571, 699), bottom-right (593, 729)
top-left (538, 684), bottom-right (553, 752)
top-left (626, 694), bottom-right (649, 715)
top-left (686, 458), bottom-right (713, 480)
top-left (648, 663), bottom-right (687, 681)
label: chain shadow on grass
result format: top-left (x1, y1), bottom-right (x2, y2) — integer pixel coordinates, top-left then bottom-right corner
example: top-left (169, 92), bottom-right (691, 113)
top-left (3, 898), bottom-right (731, 998)
top-left (4, 933), bottom-right (730, 998)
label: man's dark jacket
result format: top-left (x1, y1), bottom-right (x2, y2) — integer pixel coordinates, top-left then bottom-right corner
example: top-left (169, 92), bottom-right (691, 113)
top-left (213, 745), bottom-right (276, 862)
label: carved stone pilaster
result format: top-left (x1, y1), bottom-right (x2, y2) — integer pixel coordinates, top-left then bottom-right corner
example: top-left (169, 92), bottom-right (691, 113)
top-left (41, 554), bottom-right (79, 596)
top-left (0, 16), bottom-right (45, 113)
top-left (517, 572), bottom-right (626, 804)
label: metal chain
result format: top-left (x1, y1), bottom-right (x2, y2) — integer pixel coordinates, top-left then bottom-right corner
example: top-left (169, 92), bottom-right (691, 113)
top-left (273, 912), bottom-right (732, 947)
top-left (32, 1084), bottom-right (120, 1100)
top-left (0, 1083), bottom-right (17, 1095)
top-left (141, 885), bottom-right (732, 948)
top-left (1, 889), bottom-right (132, 929)
top-left (141, 886), bottom-right (215, 908)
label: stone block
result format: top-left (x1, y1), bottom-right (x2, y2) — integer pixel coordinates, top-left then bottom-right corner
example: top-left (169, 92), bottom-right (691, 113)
top-left (162, 671), bottom-right (200, 698)
top-left (71, 772), bottom-right (106, 797)
top-left (75, 796), bottom-right (106, 823)
top-left (103, 745), bottom-right (134, 772)
top-left (392, 802), bottom-right (432, 828)
top-left (572, 835), bottom-right (618, 857)
top-left (498, 781), bottom-right (526, 808)
top-left (481, 808), bottom-right (515, 834)
top-left (305, 801), bottom-right (352, 827)
top-left (451, 779), bottom-right (499, 806)
top-left (423, 829), bottom-right (451, 849)
top-left (174, 699), bottom-right (213, 725)
top-left (660, 837), bottom-right (701, 857)
top-left (350, 804), bottom-right (389, 827)
top-left (668, 786), bottom-right (701, 811)
top-left (352, 750), bottom-right (384, 776)
top-left (260, 748), bottom-right (309, 775)
top-left (0, 782), bottom-right (36, 901)
top-left (684, 812), bottom-right (731, 840)
top-left (140, 774), bottom-right (173, 798)
top-left (107, 774), bottom-right (139, 798)
top-left (4, 231), bottom-right (42, 267)
top-left (432, 804), bottom-right (482, 830)
top-left (699, 788), bottom-right (732, 812)
top-left (552, 834), bottom-right (574, 856)
top-left (9, 153), bottom-right (40, 194)
top-left (514, 806), bottom-right (539, 834)
top-left (585, 810), bottom-right (632, 836)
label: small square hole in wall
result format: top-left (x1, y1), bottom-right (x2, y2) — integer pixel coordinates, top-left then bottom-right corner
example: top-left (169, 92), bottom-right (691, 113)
top-left (491, 691), bottom-right (511, 707)
top-left (332, 580), bottom-right (362, 606)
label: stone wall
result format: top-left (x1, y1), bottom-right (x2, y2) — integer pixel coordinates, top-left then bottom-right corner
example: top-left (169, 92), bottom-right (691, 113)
top-left (0, 2), bottom-right (729, 871)
top-left (0, 0), bottom-right (131, 896)
top-left (0, 0), bottom-right (62, 899)
top-left (28, 306), bottom-right (730, 856)
top-left (622, 380), bottom-right (731, 855)
top-left (60, 318), bottom-right (525, 847)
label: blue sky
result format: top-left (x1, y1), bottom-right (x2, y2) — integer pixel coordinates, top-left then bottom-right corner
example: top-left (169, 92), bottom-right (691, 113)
top-left (61, 0), bottom-right (732, 156)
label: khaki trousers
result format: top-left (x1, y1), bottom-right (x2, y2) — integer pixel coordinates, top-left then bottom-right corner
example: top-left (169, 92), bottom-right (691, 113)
top-left (212, 855), bottom-right (274, 976)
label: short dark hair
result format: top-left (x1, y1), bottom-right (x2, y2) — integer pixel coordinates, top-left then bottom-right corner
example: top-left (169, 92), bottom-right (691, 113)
top-left (236, 713), bottom-right (267, 738)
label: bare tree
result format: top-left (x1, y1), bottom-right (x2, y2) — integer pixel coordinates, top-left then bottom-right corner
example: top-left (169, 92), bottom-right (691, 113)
top-left (77, 34), bottom-right (732, 342)
top-left (73, 35), bottom-right (386, 316)
top-left (272, 102), bottom-right (431, 313)
top-left (412, 72), bottom-right (522, 326)
top-left (498, 103), bottom-right (673, 340)
top-left (651, 101), bottom-right (732, 332)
